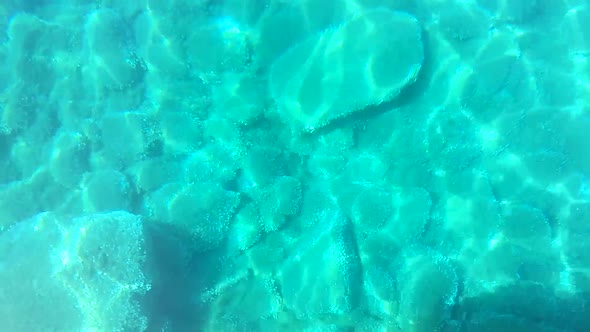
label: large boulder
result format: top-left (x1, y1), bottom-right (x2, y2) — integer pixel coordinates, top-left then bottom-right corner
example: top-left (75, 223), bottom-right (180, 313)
top-left (0, 211), bottom-right (150, 332)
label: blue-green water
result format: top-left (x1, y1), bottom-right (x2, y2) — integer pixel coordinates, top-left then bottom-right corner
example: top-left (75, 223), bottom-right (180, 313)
top-left (1, 0), bottom-right (590, 331)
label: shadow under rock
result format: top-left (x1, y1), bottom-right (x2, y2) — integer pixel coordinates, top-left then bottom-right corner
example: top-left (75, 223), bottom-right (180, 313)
top-left (451, 281), bottom-right (590, 332)
top-left (141, 221), bottom-right (222, 332)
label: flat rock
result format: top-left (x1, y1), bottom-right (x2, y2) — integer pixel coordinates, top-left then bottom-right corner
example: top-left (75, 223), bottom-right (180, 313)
top-left (270, 9), bottom-right (424, 132)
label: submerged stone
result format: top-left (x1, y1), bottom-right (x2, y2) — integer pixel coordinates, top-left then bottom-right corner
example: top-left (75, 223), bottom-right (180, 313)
top-left (270, 9), bottom-right (424, 132)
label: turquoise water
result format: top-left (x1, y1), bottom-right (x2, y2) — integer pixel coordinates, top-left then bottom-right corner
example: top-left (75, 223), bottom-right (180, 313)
top-left (1, 0), bottom-right (589, 331)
